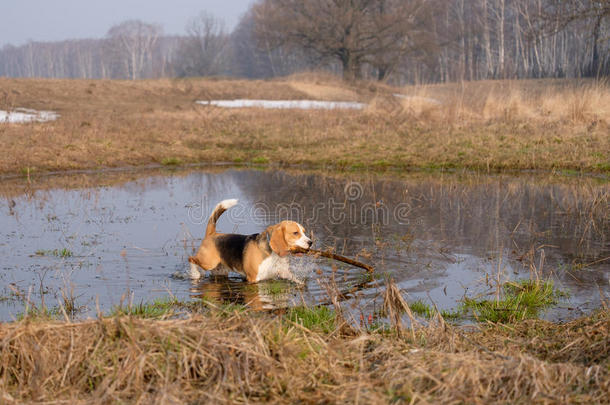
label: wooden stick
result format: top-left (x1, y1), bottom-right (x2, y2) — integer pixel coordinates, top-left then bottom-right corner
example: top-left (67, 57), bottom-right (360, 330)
top-left (291, 247), bottom-right (374, 273)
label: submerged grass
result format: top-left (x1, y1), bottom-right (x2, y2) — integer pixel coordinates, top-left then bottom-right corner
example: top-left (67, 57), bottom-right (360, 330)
top-left (404, 279), bottom-right (564, 324)
top-left (259, 279), bottom-right (290, 297)
top-left (408, 299), bottom-right (435, 318)
top-left (109, 297), bottom-right (181, 319)
top-left (462, 280), bottom-right (561, 323)
top-left (15, 306), bottom-right (62, 322)
top-left (407, 302), bottom-right (463, 322)
top-left (34, 248), bottom-right (73, 258)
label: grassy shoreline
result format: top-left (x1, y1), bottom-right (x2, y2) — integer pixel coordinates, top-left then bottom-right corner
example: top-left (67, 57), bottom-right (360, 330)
top-left (1, 304), bottom-right (607, 403)
top-left (2, 276), bottom-right (607, 403)
top-left (1, 76), bottom-right (608, 176)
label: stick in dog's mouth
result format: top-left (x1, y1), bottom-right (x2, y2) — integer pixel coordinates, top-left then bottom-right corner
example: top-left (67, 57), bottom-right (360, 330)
top-left (290, 247), bottom-right (374, 273)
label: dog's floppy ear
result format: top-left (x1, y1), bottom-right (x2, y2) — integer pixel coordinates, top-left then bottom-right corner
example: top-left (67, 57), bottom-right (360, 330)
top-left (269, 223), bottom-right (289, 257)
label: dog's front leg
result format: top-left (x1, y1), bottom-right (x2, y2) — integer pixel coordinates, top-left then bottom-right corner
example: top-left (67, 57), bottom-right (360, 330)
top-left (188, 261), bottom-right (202, 279)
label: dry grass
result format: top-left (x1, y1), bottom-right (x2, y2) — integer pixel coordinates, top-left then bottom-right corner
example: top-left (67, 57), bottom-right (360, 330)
top-left (397, 79), bottom-right (610, 125)
top-left (287, 73), bottom-right (361, 101)
top-left (0, 305), bottom-right (607, 404)
top-left (0, 76), bottom-right (608, 176)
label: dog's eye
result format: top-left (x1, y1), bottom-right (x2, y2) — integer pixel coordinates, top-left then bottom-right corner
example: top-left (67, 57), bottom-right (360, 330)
top-left (293, 231), bottom-right (299, 235)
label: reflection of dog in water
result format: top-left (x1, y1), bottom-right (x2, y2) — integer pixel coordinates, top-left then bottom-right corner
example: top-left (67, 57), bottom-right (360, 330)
top-left (188, 199), bottom-right (312, 283)
top-left (190, 277), bottom-right (293, 311)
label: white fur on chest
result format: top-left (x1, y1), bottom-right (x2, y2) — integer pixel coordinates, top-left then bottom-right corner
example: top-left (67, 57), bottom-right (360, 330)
top-left (257, 254), bottom-right (303, 284)
top-left (256, 253), bottom-right (290, 282)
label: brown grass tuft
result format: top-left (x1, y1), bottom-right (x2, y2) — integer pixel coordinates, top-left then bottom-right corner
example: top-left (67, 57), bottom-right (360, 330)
top-left (0, 307), bottom-right (607, 403)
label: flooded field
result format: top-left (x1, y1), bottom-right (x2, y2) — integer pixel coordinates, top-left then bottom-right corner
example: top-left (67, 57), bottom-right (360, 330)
top-left (0, 168), bottom-right (607, 322)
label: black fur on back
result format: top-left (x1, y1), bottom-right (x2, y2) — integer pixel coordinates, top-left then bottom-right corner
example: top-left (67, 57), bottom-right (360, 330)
top-left (215, 233), bottom-right (263, 273)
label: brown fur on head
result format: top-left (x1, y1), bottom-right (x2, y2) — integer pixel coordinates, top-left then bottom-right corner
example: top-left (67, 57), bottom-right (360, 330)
top-left (268, 220), bottom-right (312, 257)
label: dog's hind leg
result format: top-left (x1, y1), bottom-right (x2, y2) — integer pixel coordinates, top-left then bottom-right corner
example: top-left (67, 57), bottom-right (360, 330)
top-left (188, 254), bottom-right (221, 279)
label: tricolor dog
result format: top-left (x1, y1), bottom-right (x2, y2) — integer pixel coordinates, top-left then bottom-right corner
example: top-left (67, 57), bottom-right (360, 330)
top-left (188, 199), bottom-right (312, 283)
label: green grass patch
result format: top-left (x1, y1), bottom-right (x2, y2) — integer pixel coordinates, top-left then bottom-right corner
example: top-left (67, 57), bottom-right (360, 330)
top-left (349, 162), bottom-right (366, 170)
top-left (20, 166), bottom-right (36, 176)
top-left (251, 156), bottom-right (269, 164)
top-left (259, 279), bottom-right (289, 296)
top-left (593, 162), bottom-right (610, 172)
top-left (161, 157), bottom-right (182, 166)
top-left (35, 248), bottom-right (73, 258)
top-left (336, 158), bottom-right (351, 168)
top-left (17, 306), bottom-right (62, 321)
top-left (215, 301), bottom-right (248, 314)
top-left (555, 168), bottom-right (584, 177)
top-left (439, 308), bottom-right (463, 321)
top-left (352, 272), bottom-right (380, 287)
top-left (373, 159), bottom-right (391, 168)
top-left (461, 280), bottom-right (561, 323)
top-left (408, 299), bottom-right (464, 321)
top-left (409, 299), bottom-right (434, 318)
top-left (109, 297), bottom-right (179, 318)
top-left (286, 306), bottom-right (335, 333)
top-left (197, 297), bottom-right (249, 316)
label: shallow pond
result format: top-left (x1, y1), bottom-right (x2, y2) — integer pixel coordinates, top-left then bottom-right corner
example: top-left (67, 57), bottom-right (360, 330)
top-left (0, 168), bottom-right (608, 322)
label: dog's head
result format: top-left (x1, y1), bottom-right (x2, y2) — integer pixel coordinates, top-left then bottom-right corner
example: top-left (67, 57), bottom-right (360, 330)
top-left (268, 220), bottom-right (312, 257)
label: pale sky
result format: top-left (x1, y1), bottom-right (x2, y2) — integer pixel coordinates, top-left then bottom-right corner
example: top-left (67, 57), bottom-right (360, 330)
top-left (0, 0), bottom-right (255, 47)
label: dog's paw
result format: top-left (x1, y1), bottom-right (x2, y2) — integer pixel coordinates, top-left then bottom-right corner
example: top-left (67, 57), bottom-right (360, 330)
top-left (188, 262), bottom-right (202, 279)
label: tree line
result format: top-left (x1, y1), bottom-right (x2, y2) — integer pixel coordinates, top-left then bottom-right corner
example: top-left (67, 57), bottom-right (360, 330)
top-left (1, 0), bottom-right (608, 83)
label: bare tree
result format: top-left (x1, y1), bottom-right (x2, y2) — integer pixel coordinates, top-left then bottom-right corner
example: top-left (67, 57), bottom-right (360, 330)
top-left (544, 0), bottom-right (610, 25)
top-left (542, 0), bottom-right (610, 76)
top-left (229, 11), bottom-right (277, 78)
top-left (173, 12), bottom-right (229, 77)
top-left (253, 0), bottom-right (431, 81)
top-left (106, 20), bottom-right (162, 80)
top-left (366, 0), bottom-right (435, 81)
top-left (229, 10), bottom-right (315, 78)
top-left (0, 1), bottom-right (607, 81)
top-left (252, 0), bottom-right (364, 80)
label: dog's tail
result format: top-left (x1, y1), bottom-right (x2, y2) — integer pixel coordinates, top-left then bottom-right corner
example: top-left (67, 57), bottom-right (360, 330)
top-left (205, 198), bottom-right (238, 236)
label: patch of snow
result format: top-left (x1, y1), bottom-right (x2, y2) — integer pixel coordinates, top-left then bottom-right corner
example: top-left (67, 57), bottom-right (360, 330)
top-left (197, 99), bottom-right (366, 110)
top-left (0, 108), bottom-right (59, 123)
top-left (393, 94), bottom-right (441, 105)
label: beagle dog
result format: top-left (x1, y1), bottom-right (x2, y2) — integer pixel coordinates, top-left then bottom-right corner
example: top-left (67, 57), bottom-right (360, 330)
top-left (188, 199), bottom-right (312, 283)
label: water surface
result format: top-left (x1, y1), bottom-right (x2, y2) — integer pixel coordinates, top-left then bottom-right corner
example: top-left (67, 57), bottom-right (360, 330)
top-left (0, 168), bottom-right (607, 321)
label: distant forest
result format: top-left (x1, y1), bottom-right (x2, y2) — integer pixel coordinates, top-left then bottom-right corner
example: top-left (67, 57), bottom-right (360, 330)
top-left (1, 0), bottom-right (608, 84)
